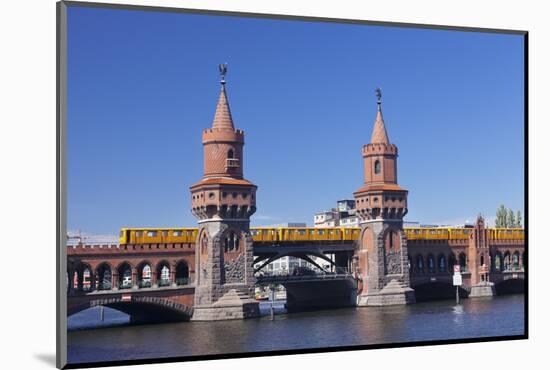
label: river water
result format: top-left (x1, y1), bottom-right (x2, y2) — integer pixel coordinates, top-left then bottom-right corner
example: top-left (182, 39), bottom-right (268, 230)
top-left (67, 294), bottom-right (525, 365)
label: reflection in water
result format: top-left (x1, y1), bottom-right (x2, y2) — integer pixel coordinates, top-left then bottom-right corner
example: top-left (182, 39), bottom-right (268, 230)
top-left (68, 295), bottom-right (524, 365)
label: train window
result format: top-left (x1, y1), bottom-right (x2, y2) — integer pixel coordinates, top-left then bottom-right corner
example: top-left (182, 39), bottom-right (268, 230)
top-left (310, 230), bottom-right (315, 235)
top-left (298, 230), bottom-right (306, 235)
top-left (318, 230), bottom-right (324, 235)
top-left (173, 230), bottom-right (182, 236)
top-left (187, 230), bottom-right (194, 236)
top-left (147, 231), bottom-right (157, 237)
top-left (119, 230), bottom-right (124, 237)
top-left (430, 230), bottom-right (436, 235)
top-left (162, 230), bottom-right (169, 236)
top-left (251, 230), bottom-right (258, 236)
top-left (135, 231), bottom-right (143, 237)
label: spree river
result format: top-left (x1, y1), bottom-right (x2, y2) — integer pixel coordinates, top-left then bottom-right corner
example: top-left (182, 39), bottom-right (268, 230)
top-left (67, 294), bottom-right (525, 365)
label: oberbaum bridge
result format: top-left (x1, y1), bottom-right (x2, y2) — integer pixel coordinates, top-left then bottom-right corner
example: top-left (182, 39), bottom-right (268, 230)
top-left (67, 66), bottom-right (525, 322)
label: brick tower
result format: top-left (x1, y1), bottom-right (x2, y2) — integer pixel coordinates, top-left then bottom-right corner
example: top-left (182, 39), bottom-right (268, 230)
top-left (190, 64), bottom-right (259, 320)
top-left (468, 215), bottom-right (496, 297)
top-left (353, 88), bottom-right (415, 306)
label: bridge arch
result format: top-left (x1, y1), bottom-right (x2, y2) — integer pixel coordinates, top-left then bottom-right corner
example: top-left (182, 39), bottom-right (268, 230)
top-left (175, 260), bottom-right (190, 285)
top-left (136, 260), bottom-right (153, 288)
top-left (95, 262), bottom-right (113, 291)
top-left (117, 261), bottom-right (133, 290)
top-left (493, 251), bottom-right (503, 272)
top-left (68, 296), bottom-right (194, 323)
top-left (254, 251), bottom-right (338, 274)
top-left (73, 261), bottom-right (93, 292)
top-left (512, 251), bottom-right (520, 270)
top-left (503, 251), bottom-right (511, 271)
top-left (156, 260), bottom-right (171, 287)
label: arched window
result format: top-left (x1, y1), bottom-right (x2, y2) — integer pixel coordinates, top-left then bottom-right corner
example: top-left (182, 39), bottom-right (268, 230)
top-left (96, 263), bottom-right (112, 290)
top-left (82, 267), bottom-right (92, 291)
top-left (438, 255), bottom-right (446, 272)
top-left (494, 253), bottom-right (502, 271)
top-left (459, 253), bottom-right (467, 272)
top-left (224, 231), bottom-right (240, 252)
top-left (480, 255), bottom-right (485, 266)
top-left (138, 263), bottom-right (152, 288)
top-left (504, 252), bottom-right (511, 271)
top-left (512, 252), bottom-right (520, 271)
top-left (159, 265), bottom-right (170, 286)
top-left (448, 254), bottom-right (456, 272)
top-left (427, 255), bottom-right (435, 273)
top-left (227, 149), bottom-right (234, 159)
top-left (118, 263), bottom-right (133, 290)
top-left (374, 160), bottom-right (381, 174)
top-left (416, 255), bottom-right (424, 273)
top-left (175, 261), bottom-right (190, 285)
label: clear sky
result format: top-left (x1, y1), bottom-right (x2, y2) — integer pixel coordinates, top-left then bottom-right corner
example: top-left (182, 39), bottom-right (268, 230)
top-left (67, 6), bottom-right (525, 235)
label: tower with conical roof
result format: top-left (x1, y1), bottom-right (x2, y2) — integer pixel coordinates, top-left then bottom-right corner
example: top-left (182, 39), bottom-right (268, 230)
top-left (190, 64), bottom-right (259, 320)
top-left (353, 88), bottom-right (415, 306)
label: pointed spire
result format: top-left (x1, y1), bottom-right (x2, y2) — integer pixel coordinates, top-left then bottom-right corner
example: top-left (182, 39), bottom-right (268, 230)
top-left (212, 63), bottom-right (235, 131)
top-left (370, 87), bottom-right (390, 144)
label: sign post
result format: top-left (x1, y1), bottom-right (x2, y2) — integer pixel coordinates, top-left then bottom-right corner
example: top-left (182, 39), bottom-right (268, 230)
top-left (453, 265), bottom-right (462, 304)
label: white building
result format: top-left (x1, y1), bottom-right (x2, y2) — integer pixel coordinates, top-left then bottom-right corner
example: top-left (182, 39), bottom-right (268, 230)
top-left (314, 199), bottom-right (358, 227)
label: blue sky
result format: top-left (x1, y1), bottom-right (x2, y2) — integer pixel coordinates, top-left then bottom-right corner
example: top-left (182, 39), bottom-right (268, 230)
top-left (67, 6), bottom-right (524, 235)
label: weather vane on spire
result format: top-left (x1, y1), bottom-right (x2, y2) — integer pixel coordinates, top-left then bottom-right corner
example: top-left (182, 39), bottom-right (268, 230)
top-left (219, 63), bottom-right (228, 85)
top-left (375, 87), bottom-right (382, 110)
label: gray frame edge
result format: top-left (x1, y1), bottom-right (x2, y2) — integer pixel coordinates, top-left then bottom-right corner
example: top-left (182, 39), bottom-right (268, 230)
top-left (56, 1), bottom-right (68, 369)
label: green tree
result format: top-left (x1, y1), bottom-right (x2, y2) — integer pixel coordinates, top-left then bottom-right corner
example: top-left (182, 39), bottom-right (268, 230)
top-left (507, 208), bottom-right (515, 228)
top-left (516, 210), bottom-right (522, 227)
top-left (495, 205), bottom-right (507, 227)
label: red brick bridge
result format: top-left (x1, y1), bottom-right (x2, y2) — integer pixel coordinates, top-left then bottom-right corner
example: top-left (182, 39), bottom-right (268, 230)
top-left (67, 220), bottom-right (524, 320)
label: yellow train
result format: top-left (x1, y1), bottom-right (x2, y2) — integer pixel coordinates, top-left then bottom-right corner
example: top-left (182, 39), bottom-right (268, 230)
top-left (404, 227), bottom-right (524, 241)
top-left (119, 226), bottom-right (523, 245)
top-left (250, 227), bottom-right (361, 242)
top-left (404, 228), bottom-right (473, 240)
top-left (489, 228), bottom-right (525, 240)
top-left (119, 228), bottom-right (198, 244)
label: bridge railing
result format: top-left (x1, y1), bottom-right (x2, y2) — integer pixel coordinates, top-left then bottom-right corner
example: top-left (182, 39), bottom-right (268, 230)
top-left (256, 271), bottom-right (353, 284)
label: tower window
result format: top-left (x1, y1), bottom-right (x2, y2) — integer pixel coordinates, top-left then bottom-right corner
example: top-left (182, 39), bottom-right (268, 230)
top-left (226, 148), bottom-right (239, 168)
top-left (374, 160), bottom-right (381, 174)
